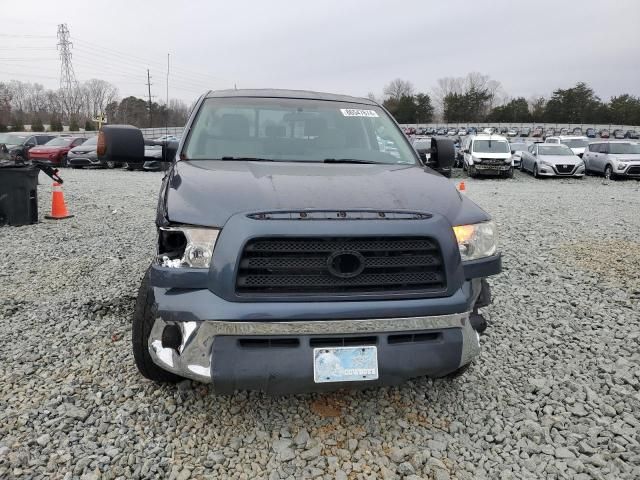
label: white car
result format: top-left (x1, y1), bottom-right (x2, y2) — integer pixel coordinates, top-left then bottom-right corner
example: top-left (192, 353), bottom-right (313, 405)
top-left (521, 143), bottom-right (585, 178)
top-left (457, 128), bottom-right (467, 136)
top-left (461, 134), bottom-right (514, 178)
top-left (545, 136), bottom-right (589, 157)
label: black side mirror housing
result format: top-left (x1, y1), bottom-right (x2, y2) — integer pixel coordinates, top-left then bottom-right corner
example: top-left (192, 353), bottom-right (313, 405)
top-left (429, 137), bottom-right (455, 171)
top-left (98, 125), bottom-right (145, 163)
top-left (511, 150), bottom-right (516, 155)
top-left (163, 140), bottom-right (179, 163)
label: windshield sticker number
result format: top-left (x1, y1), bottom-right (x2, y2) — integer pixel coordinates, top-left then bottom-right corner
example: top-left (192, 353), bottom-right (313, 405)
top-left (340, 109), bottom-right (379, 118)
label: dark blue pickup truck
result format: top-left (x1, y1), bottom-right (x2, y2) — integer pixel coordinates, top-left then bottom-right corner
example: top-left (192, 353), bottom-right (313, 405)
top-left (99, 89), bottom-right (501, 394)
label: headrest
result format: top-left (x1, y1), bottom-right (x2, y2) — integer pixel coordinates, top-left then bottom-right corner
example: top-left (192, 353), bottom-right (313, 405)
top-left (305, 117), bottom-right (328, 137)
top-left (221, 114), bottom-right (250, 139)
top-left (265, 124), bottom-right (286, 138)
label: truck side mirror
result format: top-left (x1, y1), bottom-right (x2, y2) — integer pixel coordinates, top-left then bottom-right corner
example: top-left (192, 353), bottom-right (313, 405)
top-left (97, 125), bottom-right (145, 163)
top-left (510, 150), bottom-right (515, 155)
top-left (430, 137), bottom-right (455, 170)
top-left (163, 140), bottom-right (179, 163)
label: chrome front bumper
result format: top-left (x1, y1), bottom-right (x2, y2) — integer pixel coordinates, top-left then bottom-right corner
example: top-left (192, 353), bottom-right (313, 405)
top-left (148, 312), bottom-right (480, 384)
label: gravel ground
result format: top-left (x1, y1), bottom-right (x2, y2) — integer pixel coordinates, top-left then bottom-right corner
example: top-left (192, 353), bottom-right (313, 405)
top-left (1, 168), bottom-right (639, 480)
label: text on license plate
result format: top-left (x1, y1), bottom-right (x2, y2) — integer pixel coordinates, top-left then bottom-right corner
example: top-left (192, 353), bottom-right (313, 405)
top-left (313, 346), bottom-right (378, 383)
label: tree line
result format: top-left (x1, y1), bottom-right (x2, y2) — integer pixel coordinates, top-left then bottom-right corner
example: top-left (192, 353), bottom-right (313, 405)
top-left (372, 75), bottom-right (640, 126)
top-left (0, 79), bottom-right (190, 132)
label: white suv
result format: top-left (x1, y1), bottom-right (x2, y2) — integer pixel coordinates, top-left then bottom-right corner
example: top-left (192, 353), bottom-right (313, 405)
top-left (545, 136), bottom-right (589, 157)
top-left (461, 134), bottom-right (514, 178)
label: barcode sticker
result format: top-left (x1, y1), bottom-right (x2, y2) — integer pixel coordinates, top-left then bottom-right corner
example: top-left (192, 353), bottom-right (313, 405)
top-left (340, 109), bottom-right (379, 118)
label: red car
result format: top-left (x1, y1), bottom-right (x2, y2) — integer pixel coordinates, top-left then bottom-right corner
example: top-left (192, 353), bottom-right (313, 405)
top-left (28, 136), bottom-right (88, 166)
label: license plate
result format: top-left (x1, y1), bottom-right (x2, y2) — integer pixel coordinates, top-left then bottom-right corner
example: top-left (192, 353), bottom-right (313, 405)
top-left (313, 346), bottom-right (378, 383)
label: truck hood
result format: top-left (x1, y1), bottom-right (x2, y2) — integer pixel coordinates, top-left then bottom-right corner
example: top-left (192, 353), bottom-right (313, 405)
top-left (165, 160), bottom-right (487, 227)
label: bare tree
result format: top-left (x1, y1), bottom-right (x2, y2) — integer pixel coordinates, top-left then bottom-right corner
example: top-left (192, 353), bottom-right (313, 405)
top-left (81, 79), bottom-right (119, 119)
top-left (383, 79), bottom-right (414, 101)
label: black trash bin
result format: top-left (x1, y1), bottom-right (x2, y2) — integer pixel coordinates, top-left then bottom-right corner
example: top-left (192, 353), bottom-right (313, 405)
top-left (0, 166), bottom-right (40, 226)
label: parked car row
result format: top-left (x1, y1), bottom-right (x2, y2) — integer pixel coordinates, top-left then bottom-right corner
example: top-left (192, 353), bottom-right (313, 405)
top-left (404, 126), bottom-right (639, 140)
top-left (413, 130), bottom-right (640, 181)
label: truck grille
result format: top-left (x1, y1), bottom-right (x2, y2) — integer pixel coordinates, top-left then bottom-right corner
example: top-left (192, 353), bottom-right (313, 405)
top-left (236, 236), bottom-right (446, 296)
top-left (479, 158), bottom-right (505, 165)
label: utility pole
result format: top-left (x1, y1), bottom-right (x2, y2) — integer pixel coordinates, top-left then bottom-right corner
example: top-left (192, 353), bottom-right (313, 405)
top-left (146, 69), bottom-right (153, 127)
top-left (166, 53), bottom-right (170, 135)
top-left (57, 24), bottom-right (79, 122)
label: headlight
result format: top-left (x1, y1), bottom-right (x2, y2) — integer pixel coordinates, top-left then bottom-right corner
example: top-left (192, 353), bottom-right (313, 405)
top-left (539, 159), bottom-right (553, 167)
top-left (453, 221), bottom-right (498, 261)
top-left (471, 156), bottom-right (481, 164)
top-left (617, 163), bottom-right (627, 170)
top-left (158, 226), bottom-right (220, 268)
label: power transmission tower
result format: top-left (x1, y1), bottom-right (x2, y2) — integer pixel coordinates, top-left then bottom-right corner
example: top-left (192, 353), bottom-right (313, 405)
top-left (57, 24), bottom-right (79, 122)
top-left (146, 69), bottom-right (153, 127)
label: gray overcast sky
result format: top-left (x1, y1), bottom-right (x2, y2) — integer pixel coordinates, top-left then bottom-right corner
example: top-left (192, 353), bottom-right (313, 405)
top-left (1, 0), bottom-right (639, 105)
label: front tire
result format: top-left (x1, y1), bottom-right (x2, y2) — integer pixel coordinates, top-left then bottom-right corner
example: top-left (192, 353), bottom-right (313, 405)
top-left (604, 165), bottom-right (617, 180)
top-left (105, 160), bottom-right (117, 169)
top-left (468, 165), bottom-right (477, 178)
top-left (61, 155), bottom-right (69, 168)
top-left (132, 268), bottom-right (183, 383)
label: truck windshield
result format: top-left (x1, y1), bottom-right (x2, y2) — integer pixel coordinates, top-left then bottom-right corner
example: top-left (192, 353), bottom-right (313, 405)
top-left (183, 97), bottom-right (416, 164)
top-left (473, 140), bottom-right (509, 154)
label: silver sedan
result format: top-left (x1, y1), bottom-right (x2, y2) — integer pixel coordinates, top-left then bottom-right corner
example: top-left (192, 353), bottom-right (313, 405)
top-left (521, 143), bottom-right (585, 178)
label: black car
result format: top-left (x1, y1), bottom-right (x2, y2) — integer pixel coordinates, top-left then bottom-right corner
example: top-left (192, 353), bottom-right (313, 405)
top-left (585, 128), bottom-right (596, 138)
top-left (98, 89), bottom-right (501, 394)
top-left (0, 132), bottom-right (56, 164)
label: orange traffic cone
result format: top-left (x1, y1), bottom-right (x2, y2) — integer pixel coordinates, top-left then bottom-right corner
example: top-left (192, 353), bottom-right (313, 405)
top-left (45, 182), bottom-right (74, 220)
top-left (457, 181), bottom-right (466, 192)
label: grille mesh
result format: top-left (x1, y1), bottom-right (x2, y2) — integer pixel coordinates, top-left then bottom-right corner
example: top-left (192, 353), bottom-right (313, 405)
top-left (236, 236), bottom-right (446, 296)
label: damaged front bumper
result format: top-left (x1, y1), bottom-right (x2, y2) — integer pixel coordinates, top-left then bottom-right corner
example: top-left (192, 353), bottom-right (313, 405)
top-left (148, 311), bottom-right (480, 394)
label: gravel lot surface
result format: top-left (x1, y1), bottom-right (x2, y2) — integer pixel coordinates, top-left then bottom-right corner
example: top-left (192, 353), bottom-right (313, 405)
top-left (1, 168), bottom-right (639, 480)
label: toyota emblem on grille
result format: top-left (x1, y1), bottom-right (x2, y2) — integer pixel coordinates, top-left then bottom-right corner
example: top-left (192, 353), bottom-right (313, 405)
top-left (327, 251), bottom-right (366, 278)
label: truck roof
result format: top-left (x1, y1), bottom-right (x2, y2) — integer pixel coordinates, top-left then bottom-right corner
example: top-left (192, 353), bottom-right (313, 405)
top-left (205, 88), bottom-right (376, 106)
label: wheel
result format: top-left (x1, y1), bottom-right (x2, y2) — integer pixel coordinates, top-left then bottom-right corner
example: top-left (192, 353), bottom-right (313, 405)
top-left (122, 162), bottom-right (134, 171)
top-left (61, 155), bottom-right (69, 167)
top-left (132, 268), bottom-right (183, 383)
top-left (468, 165), bottom-right (477, 178)
top-left (105, 160), bottom-right (117, 169)
top-left (504, 167), bottom-right (514, 179)
top-left (533, 164), bottom-right (539, 178)
top-left (604, 164), bottom-right (616, 180)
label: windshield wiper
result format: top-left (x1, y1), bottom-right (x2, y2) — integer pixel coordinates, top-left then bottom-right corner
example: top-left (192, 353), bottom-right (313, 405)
top-left (220, 156), bottom-right (275, 161)
top-left (323, 158), bottom-right (380, 164)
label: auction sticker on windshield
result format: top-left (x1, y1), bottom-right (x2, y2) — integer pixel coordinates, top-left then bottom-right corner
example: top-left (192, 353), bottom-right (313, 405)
top-left (340, 109), bottom-right (379, 117)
